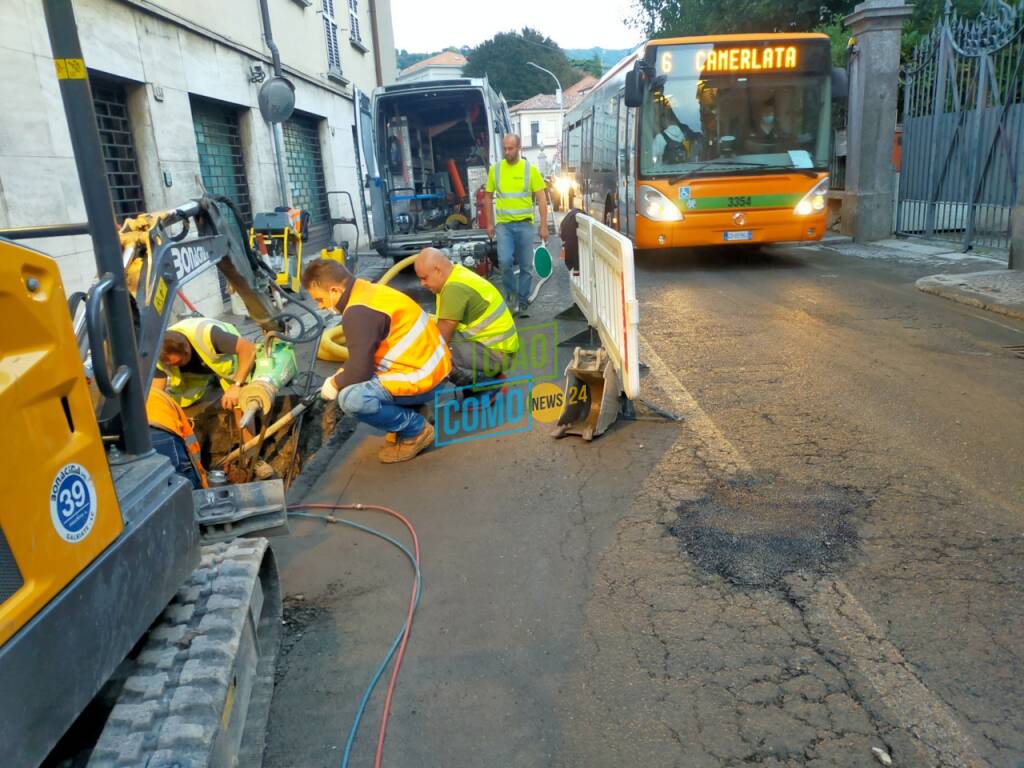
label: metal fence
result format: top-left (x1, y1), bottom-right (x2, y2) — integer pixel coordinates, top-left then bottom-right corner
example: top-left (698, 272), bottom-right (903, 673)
top-left (897, 0), bottom-right (1024, 250)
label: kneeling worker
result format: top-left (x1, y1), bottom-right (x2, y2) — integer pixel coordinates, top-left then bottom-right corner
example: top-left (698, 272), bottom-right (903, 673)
top-left (414, 247), bottom-right (519, 386)
top-left (302, 258), bottom-right (451, 463)
top-left (153, 316), bottom-right (272, 479)
top-left (154, 317), bottom-right (258, 410)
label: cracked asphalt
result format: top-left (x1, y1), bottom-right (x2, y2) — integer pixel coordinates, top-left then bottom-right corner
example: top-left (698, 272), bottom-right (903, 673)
top-left (265, 240), bottom-right (1023, 767)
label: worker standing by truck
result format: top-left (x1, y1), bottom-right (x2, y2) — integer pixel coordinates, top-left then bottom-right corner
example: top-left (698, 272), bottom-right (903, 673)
top-left (484, 133), bottom-right (549, 316)
top-left (413, 247), bottom-right (519, 386)
top-left (302, 259), bottom-right (451, 463)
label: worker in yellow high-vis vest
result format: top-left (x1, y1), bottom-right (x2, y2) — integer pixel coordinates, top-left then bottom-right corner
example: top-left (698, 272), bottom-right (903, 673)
top-left (484, 133), bottom-right (549, 316)
top-left (414, 247), bottom-right (519, 387)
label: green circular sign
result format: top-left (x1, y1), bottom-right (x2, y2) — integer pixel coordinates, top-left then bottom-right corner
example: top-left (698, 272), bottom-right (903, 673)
top-left (534, 244), bottom-right (552, 279)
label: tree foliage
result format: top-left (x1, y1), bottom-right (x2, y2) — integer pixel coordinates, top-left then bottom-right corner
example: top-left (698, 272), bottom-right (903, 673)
top-left (569, 54), bottom-right (604, 78)
top-left (463, 28), bottom-right (586, 104)
top-left (629, 0), bottom-right (992, 64)
top-left (628, 0), bottom-right (857, 38)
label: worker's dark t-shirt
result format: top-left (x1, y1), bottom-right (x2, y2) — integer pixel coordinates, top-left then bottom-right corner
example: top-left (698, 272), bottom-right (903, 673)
top-left (331, 280), bottom-right (391, 391)
top-left (154, 327), bottom-right (240, 380)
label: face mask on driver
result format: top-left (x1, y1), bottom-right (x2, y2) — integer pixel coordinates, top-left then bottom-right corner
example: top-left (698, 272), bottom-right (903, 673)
top-left (761, 114), bottom-right (775, 130)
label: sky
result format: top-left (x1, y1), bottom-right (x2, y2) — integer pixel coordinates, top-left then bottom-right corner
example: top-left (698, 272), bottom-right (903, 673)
top-left (389, 0), bottom-right (644, 53)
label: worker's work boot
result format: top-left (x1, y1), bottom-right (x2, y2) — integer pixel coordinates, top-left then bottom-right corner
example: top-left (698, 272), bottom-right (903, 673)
top-left (385, 432), bottom-right (397, 444)
top-left (378, 422), bottom-right (435, 464)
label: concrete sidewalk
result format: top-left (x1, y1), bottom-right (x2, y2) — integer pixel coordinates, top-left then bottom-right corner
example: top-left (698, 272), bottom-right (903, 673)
top-left (915, 269), bottom-right (1024, 321)
top-left (812, 235), bottom-right (1024, 320)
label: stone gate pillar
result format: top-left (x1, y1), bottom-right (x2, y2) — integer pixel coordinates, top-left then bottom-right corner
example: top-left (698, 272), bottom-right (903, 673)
top-left (843, 0), bottom-right (913, 242)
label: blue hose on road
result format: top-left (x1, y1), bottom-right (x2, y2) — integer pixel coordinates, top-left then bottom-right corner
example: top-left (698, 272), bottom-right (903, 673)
top-left (287, 511), bottom-right (422, 768)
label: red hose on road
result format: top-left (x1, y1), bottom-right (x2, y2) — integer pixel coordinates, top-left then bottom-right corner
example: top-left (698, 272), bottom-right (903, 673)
top-left (290, 502), bottom-right (420, 768)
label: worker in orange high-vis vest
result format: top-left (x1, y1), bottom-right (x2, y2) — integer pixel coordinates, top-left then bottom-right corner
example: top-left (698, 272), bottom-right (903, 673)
top-left (146, 387), bottom-right (208, 489)
top-left (302, 259), bottom-right (451, 463)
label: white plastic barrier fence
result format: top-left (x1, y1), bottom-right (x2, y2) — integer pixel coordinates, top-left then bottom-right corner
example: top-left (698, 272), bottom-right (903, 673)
top-left (570, 214), bottom-right (640, 400)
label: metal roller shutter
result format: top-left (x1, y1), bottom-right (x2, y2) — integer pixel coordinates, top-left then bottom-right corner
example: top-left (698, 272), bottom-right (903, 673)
top-left (192, 98), bottom-right (254, 301)
top-left (283, 114), bottom-right (331, 251)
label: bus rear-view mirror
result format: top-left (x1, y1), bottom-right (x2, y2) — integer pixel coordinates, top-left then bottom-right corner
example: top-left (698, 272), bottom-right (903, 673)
top-left (625, 64), bottom-right (644, 108)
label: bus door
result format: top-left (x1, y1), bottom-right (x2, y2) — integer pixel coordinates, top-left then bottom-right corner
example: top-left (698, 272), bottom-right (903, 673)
top-left (616, 95), bottom-right (638, 238)
top-left (616, 93), bottom-right (631, 236)
top-left (627, 106), bottom-right (637, 237)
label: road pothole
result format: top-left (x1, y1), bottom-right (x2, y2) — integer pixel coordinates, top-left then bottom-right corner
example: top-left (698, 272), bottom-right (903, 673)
top-left (670, 476), bottom-right (865, 587)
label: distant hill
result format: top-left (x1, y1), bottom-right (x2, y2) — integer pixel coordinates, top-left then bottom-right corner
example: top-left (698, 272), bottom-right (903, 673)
top-left (564, 47), bottom-right (633, 69)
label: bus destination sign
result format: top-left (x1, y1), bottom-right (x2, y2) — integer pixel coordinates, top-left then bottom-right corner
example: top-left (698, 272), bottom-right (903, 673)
top-left (695, 46), bottom-right (797, 73)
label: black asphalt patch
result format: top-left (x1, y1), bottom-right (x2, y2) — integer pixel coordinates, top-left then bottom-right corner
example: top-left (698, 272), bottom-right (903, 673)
top-left (670, 476), bottom-right (864, 587)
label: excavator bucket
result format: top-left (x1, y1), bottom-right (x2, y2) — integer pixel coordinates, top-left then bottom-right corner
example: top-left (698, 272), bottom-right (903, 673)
top-left (551, 347), bottom-right (623, 441)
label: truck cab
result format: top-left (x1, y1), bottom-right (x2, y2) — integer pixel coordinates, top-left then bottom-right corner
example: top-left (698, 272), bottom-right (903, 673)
top-left (356, 78), bottom-right (511, 262)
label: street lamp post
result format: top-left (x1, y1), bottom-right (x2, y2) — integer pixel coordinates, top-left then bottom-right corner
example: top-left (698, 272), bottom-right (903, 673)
top-left (527, 61), bottom-right (563, 108)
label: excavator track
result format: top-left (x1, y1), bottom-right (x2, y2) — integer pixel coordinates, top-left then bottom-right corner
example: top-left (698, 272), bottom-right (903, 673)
top-left (87, 538), bottom-right (281, 768)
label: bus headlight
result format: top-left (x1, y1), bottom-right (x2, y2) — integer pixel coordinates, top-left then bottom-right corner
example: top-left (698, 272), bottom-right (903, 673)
top-left (554, 176), bottom-right (573, 196)
top-left (794, 177), bottom-right (830, 216)
top-left (639, 185), bottom-right (684, 222)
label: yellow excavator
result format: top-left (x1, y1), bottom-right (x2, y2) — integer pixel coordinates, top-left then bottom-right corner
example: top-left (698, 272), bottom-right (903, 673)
top-left (0, 2), bottom-right (318, 765)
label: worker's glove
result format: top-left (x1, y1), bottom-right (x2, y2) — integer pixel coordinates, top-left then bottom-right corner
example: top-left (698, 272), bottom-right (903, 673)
top-left (320, 375), bottom-right (340, 402)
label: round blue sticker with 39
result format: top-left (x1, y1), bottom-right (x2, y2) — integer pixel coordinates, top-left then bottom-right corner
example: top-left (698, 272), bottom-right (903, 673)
top-left (49, 463), bottom-right (98, 543)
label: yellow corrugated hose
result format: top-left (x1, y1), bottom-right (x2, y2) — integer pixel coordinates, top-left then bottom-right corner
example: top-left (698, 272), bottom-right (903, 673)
top-left (316, 254), bottom-right (418, 362)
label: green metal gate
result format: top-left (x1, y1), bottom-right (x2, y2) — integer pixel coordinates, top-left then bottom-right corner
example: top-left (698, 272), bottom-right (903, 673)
top-left (283, 113), bottom-right (331, 249)
top-left (91, 78), bottom-right (146, 222)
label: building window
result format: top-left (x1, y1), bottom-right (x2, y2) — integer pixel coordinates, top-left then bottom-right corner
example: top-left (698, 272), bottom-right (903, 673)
top-left (322, 0), bottom-right (341, 74)
top-left (531, 121), bottom-right (540, 148)
top-left (91, 78), bottom-right (146, 222)
top-left (348, 0), bottom-right (362, 43)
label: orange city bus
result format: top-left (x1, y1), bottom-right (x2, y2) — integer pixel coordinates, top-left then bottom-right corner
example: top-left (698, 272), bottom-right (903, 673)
top-left (558, 34), bottom-right (840, 249)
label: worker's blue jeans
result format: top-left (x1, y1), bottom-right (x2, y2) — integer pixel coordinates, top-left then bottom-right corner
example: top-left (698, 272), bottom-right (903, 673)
top-left (496, 220), bottom-right (534, 307)
top-left (149, 427), bottom-right (202, 489)
top-left (337, 377), bottom-right (436, 439)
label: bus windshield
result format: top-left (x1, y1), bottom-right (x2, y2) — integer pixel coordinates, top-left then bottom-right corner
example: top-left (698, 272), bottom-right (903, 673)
top-left (639, 42), bottom-right (831, 179)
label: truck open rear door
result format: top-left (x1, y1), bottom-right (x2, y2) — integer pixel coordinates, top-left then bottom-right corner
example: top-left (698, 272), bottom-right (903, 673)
top-left (353, 88), bottom-right (387, 252)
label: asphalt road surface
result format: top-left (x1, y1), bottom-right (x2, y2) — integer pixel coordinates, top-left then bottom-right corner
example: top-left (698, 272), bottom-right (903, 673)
top-left (266, 240), bottom-right (1023, 767)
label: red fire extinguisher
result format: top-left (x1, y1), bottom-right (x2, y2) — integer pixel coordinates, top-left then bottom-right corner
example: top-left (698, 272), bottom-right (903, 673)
top-left (475, 187), bottom-right (488, 230)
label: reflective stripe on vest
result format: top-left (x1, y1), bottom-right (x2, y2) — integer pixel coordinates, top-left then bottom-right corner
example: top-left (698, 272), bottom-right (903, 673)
top-left (441, 264), bottom-right (519, 354)
top-left (345, 279), bottom-right (451, 396)
top-left (147, 388), bottom-right (208, 488)
top-left (158, 317), bottom-right (240, 407)
top-left (493, 158), bottom-right (535, 221)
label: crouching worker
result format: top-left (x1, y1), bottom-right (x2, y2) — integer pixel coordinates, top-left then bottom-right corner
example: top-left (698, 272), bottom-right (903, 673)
top-left (147, 387), bottom-right (207, 489)
top-left (302, 259), bottom-right (451, 463)
top-left (414, 247), bottom-right (519, 388)
top-left (153, 317), bottom-right (274, 479)
top-left (154, 317), bottom-right (257, 410)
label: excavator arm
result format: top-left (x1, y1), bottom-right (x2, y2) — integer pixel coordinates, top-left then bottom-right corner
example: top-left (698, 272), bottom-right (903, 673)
top-left (114, 195), bottom-right (284, 396)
